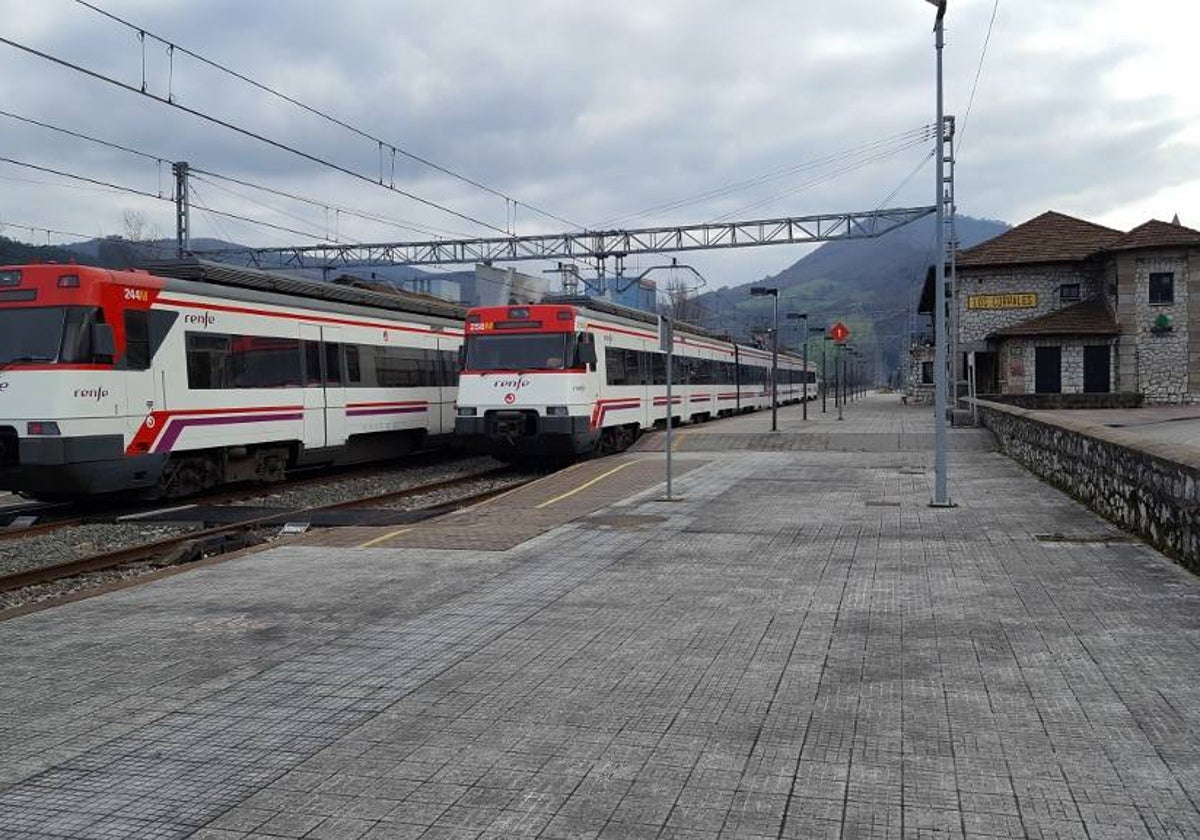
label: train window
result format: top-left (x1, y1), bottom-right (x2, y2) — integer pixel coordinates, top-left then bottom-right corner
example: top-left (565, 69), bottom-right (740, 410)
top-left (345, 345), bottom-right (361, 384)
top-left (605, 347), bottom-right (627, 386)
top-left (59, 307), bottom-right (101, 364)
top-left (440, 350), bottom-right (459, 386)
top-left (231, 336), bottom-right (302, 388)
top-left (124, 310), bottom-right (150, 370)
top-left (303, 341), bottom-right (323, 386)
top-left (376, 346), bottom-right (426, 387)
top-left (0, 307), bottom-right (66, 364)
top-left (185, 332), bottom-right (231, 389)
top-left (324, 342), bottom-right (343, 385)
top-left (465, 333), bottom-right (570, 371)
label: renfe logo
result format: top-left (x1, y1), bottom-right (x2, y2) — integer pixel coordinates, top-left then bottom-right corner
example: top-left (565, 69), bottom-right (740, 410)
top-left (0, 381), bottom-right (8, 393)
top-left (184, 312), bottom-right (216, 328)
top-left (74, 387), bottom-right (109, 402)
top-left (491, 377), bottom-right (531, 391)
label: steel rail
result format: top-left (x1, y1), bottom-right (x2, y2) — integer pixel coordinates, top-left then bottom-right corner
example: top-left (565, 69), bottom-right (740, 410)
top-left (0, 468), bottom-right (529, 593)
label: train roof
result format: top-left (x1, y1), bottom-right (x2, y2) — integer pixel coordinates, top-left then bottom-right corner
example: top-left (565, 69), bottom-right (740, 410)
top-left (142, 258), bottom-right (466, 322)
top-left (541, 294), bottom-right (728, 342)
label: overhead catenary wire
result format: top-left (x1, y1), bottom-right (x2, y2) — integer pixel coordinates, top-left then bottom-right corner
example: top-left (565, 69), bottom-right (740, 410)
top-left (0, 157), bottom-right (347, 246)
top-left (957, 0), bottom-right (1000, 154)
top-left (190, 174), bottom-right (365, 246)
top-left (0, 156), bottom-right (167, 202)
top-left (0, 220), bottom-right (100, 243)
top-left (71, 0), bottom-right (583, 233)
top-left (0, 35), bottom-right (514, 237)
top-left (597, 123), bottom-right (937, 229)
top-left (186, 182), bottom-right (342, 244)
top-left (709, 132), bottom-right (932, 222)
top-left (0, 108), bottom-right (477, 242)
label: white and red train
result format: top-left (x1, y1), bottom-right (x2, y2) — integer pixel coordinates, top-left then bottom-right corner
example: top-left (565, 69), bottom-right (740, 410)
top-left (0, 260), bottom-right (463, 498)
top-left (454, 297), bottom-right (816, 458)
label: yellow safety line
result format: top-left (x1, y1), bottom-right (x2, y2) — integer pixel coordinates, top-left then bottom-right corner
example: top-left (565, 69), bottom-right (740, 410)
top-left (535, 460), bottom-right (643, 509)
top-left (357, 527), bottom-right (413, 549)
top-left (671, 430), bottom-right (689, 452)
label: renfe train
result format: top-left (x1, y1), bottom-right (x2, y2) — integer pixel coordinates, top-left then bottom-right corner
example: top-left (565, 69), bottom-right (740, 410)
top-left (0, 260), bottom-right (463, 498)
top-left (454, 297), bottom-right (815, 459)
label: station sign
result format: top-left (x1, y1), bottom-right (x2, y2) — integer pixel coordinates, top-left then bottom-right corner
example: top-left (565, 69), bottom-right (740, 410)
top-left (967, 293), bottom-right (1037, 310)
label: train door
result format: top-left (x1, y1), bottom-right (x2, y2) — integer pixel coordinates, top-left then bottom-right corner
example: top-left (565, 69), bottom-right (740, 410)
top-left (122, 308), bottom-right (157, 435)
top-left (322, 326), bottom-right (347, 447)
top-left (300, 324), bottom-right (327, 450)
top-left (438, 337), bottom-right (459, 436)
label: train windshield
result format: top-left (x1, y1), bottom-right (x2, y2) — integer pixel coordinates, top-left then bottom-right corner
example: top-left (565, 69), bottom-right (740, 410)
top-left (0, 306), bottom-right (99, 365)
top-left (465, 333), bottom-right (572, 371)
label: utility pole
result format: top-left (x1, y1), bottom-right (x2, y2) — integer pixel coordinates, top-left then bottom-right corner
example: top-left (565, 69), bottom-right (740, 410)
top-left (928, 0), bottom-right (953, 507)
top-left (173, 161), bottom-right (190, 258)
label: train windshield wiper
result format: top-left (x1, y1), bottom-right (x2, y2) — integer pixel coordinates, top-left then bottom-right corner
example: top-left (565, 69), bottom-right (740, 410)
top-left (0, 355), bottom-right (55, 370)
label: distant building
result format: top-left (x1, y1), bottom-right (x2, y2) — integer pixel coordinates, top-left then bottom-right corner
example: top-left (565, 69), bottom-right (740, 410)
top-left (599, 275), bottom-right (657, 313)
top-left (912, 210), bottom-right (1200, 404)
top-left (389, 273), bottom-right (462, 303)
top-left (460, 264), bottom-right (550, 308)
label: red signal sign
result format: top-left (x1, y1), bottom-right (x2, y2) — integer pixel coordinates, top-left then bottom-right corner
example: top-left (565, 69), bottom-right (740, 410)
top-left (829, 321), bottom-right (850, 342)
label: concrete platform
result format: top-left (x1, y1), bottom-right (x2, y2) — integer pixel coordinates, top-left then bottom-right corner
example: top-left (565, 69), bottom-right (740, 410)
top-left (5, 395), bottom-right (1200, 839)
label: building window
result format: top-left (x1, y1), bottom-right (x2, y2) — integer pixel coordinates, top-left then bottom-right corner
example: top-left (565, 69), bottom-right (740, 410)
top-left (1149, 272), bottom-right (1174, 305)
top-left (1059, 284), bottom-right (1080, 303)
top-left (921, 361), bottom-right (934, 384)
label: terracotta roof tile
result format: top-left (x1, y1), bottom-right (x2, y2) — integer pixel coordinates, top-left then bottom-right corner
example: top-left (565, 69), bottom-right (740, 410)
top-left (1104, 219), bottom-right (1200, 252)
top-left (988, 296), bottom-right (1119, 339)
top-left (957, 211), bottom-right (1122, 267)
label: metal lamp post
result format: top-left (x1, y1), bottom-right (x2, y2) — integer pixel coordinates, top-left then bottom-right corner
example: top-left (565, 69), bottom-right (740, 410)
top-left (821, 335), bottom-right (832, 413)
top-left (786, 312), bottom-right (808, 420)
top-left (837, 344), bottom-right (846, 421)
top-left (928, 0), bottom-right (952, 506)
top-left (750, 287), bottom-right (779, 431)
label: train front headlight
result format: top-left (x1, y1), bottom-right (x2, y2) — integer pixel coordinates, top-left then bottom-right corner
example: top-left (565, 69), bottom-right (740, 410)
top-left (456, 406), bottom-right (478, 417)
top-left (545, 406), bottom-right (569, 417)
top-left (27, 421), bottom-right (61, 436)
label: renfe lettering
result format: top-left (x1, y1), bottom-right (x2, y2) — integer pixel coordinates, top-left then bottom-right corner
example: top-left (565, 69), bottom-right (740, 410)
top-left (184, 313), bottom-right (216, 327)
top-left (491, 377), bottom-right (532, 390)
top-left (74, 387), bottom-right (110, 402)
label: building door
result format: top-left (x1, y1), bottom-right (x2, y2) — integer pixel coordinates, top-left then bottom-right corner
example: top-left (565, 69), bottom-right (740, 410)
top-left (1083, 345), bottom-right (1111, 393)
top-left (1034, 346), bottom-right (1062, 393)
top-left (974, 351), bottom-right (998, 394)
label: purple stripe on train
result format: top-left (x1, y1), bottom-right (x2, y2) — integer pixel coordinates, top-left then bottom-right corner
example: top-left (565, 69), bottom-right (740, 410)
top-left (346, 406), bottom-right (429, 417)
top-left (153, 412), bottom-right (304, 453)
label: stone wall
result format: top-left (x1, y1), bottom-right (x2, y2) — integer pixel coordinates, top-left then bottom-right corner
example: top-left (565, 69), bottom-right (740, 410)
top-left (906, 343), bottom-right (935, 405)
top-left (976, 398), bottom-right (1200, 572)
top-left (1132, 255), bottom-right (1191, 403)
top-left (957, 264), bottom-right (1104, 347)
top-left (998, 337), bottom-right (1117, 394)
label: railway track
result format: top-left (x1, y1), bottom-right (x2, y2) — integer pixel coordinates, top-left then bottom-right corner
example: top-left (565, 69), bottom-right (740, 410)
top-left (0, 468), bottom-right (532, 595)
top-left (0, 450), bottom-right (484, 543)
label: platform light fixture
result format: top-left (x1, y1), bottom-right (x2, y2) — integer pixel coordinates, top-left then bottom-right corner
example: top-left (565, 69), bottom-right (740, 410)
top-left (750, 287), bottom-right (779, 432)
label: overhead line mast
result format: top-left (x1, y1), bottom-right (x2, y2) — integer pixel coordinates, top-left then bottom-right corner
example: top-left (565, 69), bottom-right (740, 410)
top-left (192, 206), bottom-right (937, 270)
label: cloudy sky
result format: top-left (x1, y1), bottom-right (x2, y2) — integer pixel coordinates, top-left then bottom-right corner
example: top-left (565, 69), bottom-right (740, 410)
top-left (1, 0), bottom-right (1197, 289)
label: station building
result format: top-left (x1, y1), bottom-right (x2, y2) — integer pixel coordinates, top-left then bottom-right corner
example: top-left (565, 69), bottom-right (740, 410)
top-left (914, 210), bottom-right (1200, 405)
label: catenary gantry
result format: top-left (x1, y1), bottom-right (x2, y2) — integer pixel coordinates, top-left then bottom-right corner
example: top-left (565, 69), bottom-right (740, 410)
top-left (193, 206), bottom-right (936, 269)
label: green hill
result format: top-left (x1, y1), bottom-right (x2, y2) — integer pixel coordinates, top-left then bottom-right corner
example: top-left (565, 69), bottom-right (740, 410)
top-left (693, 214), bottom-right (1009, 381)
